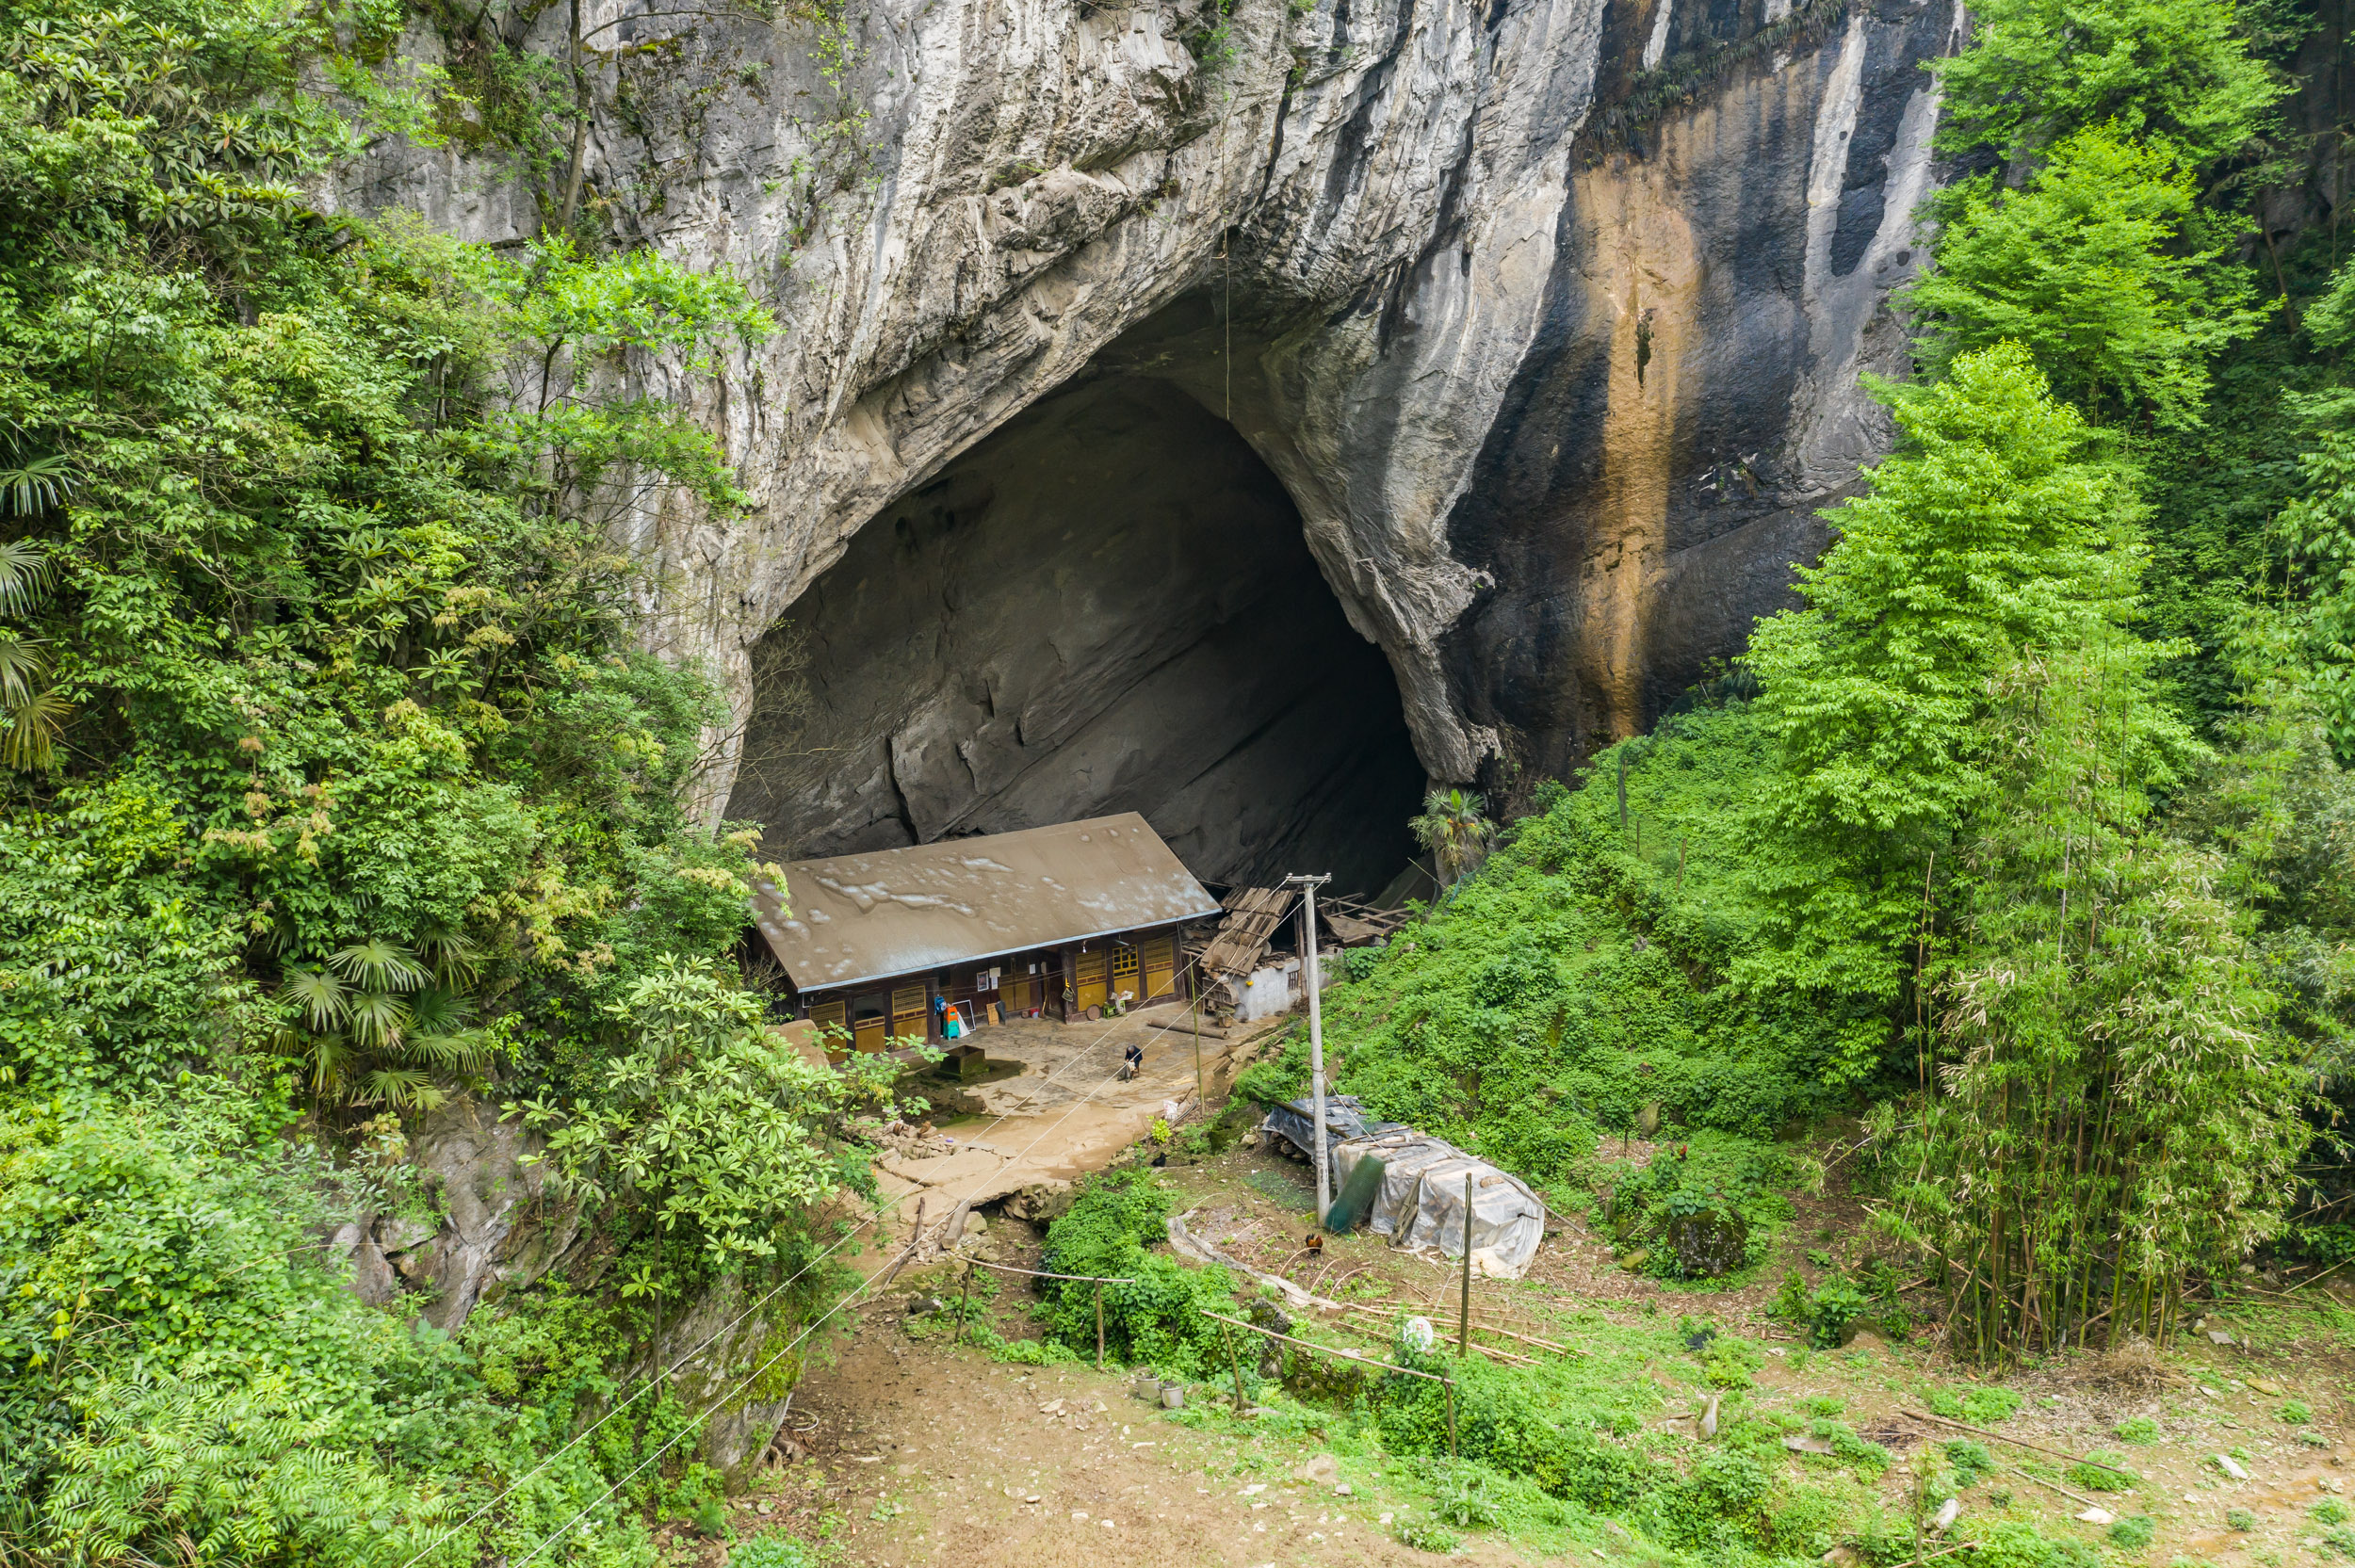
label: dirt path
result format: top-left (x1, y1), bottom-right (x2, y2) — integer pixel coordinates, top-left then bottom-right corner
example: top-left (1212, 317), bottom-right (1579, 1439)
top-left (713, 1294), bottom-right (1552, 1568)
top-left (864, 1005), bottom-right (1283, 1259)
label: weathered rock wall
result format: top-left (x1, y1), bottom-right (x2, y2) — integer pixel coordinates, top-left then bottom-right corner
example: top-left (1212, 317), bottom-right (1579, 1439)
top-left (726, 373), bottom-right (1425, 889)
top-left (335, 0), bottom-right (1955, 817)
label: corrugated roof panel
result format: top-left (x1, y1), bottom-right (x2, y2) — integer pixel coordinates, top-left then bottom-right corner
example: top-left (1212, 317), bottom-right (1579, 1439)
top-left (749, 813), bottom-right (1223, 992)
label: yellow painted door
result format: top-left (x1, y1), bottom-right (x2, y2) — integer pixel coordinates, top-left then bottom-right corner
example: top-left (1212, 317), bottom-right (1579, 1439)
top-left (1074, 951), bottom-right (1109, 1012)
top-left (853, 1013), bottom-right (886, 1053)
top-left (1111, 944), bottom-right (1140, 1003)
top-left (1140, 935), bottom-right (1176, 1001)
top-left (808, 999), bottom-right (849, 1057)
top-left (891, 985), bottom-right (929, 1043)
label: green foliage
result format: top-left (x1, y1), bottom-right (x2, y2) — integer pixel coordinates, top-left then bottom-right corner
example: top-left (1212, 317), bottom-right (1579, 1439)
top-left (726, 1533), bottom-right (815, 1568)
top-left (523, 962), bottom-right (902, 1265)
top-left (2113, 1414), bottom-right (2161, 1444)
top-left (1931, 0), bottom-right (2288, 170)
top-left (1408, 787), bottom-right (1496, 897)
top-left (0, 0), bottom-right (880, 1556)
top-left (2063, 1448), bottom-right (2137, 1491)
top-left (1391, 1511), bottom-right (1462, 1553)
top-left (1908, 128), bottom-right (2262, 428)
top-left (2314, 1497), bottom-right (2351, 1526)
top-left (1969, 1519), bottom-right (2103, 1568)
top-left (1943, 1439), bottom-right (1997, 1488)
top-left (2109, 1513), bottom-right (2156, 1549)
top-left (2282, 1398), bottom-right (2313, 1424)
top-left (1742, 343), bottom-right (2180, 1054)
top-left (2227, 1506), bottom-right (2257, 1530)
top-left (1929, 1385), bottom-right (2023, 1425)
top-left (1036, 1169), bottom-right (1234, 1373)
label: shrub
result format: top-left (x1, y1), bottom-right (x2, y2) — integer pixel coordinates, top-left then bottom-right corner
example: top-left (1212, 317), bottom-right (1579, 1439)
top-left (1038, 1169), bottom-right (1233, 1373)
top-left (2063, 1449), bottom-right (2137, 1492)
top-left (728, 1535), bottom-right (814, 1568)
top-left (2109, 1514), bottom-right (2156, 1549)
top-left (1929, 1385), bottom-right (2023, 1425)
top-left (1393, 1513), bottom-right (1461, 1553)
top-left (2113, 1415), bottom-right (2161, 1444)
top-left (1944, 1439), bottom-right (1997, 1488)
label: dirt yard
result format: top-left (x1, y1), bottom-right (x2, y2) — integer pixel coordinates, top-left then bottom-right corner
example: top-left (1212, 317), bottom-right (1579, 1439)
top-left (699, 1111), bottom-right (2355, 1568)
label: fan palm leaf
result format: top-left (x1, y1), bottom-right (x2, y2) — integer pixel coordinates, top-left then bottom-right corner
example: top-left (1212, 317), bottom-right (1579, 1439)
top-left (359, 1068), bottom-right (446, 1112)
top-left (403, 1028), bottom-right (492, 1073)
top-left (0, 458), bottom-right (76, 524)
top-left (331, 937), bottom-right (426, 992)
top-left (0, 538), bottom-right (56, 611)
top-left (301, 1031), bottom-right (356, 1097)
top-left (280, 966), bottom-right (350, 1030)
top-left (1408, 788), bottom-right (1496, 894)
top-left (414, 925), bottom-right (481, 985)
top-left (0, 632), bottom-right (47, 706)
top-left (346, 989), bottom-right (412, 1050)
top-left (0, 686), bottom-right (70, 773)
top-left (406, 985), bottom-right (472, 1038)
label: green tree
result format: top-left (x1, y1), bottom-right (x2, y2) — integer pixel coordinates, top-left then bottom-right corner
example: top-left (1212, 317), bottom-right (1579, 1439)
top-left (1409, 787), bottom-right (1496, 897)
top-left (1907, 128), bottom-right (2263, 428)
top-left (1881, 644), bottom-right (2305, 1355)
top-left (1931, 0), bottom-right (2288, 170)
top-left (523, 961), bottom-right (906, 1267)
top-left (1741, 344), bottom-right (2193, 1075)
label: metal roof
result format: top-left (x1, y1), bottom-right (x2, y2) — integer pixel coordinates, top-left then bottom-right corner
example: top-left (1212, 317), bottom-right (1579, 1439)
top-left (749, 814), bottom-right (1223, 993)
top-left (1198, 885), bottom-right (1297, 978)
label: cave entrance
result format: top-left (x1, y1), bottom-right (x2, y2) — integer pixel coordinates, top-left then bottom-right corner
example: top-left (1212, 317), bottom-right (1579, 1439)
top-left (726, 368), bottom-right (1424, 896)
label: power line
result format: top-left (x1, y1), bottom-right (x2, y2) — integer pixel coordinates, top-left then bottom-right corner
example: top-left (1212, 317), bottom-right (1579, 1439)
top-left (496, 961), bottom-right (1218, 1565)
top-left (404, 957), bottom-right (1219, 1564)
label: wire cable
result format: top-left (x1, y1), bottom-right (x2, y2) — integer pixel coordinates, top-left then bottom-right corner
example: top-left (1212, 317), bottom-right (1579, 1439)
top-left (399, 955), bottom-right (1226, 1565)
top-left (496, 973), bottom-right (1224, 1565)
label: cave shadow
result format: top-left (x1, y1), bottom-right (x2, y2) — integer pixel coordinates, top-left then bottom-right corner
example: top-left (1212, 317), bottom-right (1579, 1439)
top-left (726, 361), bottom-right (1425, 896)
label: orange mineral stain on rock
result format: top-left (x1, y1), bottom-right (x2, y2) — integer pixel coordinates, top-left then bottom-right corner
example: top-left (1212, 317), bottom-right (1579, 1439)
top-left (1570, 151), bottom-right (1696, 745)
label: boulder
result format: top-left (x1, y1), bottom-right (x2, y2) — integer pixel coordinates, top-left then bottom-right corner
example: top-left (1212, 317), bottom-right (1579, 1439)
top-left (1662, 1207), bottom-right (1749, 1280)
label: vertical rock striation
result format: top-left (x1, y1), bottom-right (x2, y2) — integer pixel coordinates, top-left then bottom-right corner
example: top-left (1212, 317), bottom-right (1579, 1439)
top-left (338, 0), bottom-right (1956, 815)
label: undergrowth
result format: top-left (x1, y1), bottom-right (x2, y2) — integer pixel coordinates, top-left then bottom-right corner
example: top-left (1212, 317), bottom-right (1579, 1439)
top-left (1238, 701), bottom-right (1843, 1276)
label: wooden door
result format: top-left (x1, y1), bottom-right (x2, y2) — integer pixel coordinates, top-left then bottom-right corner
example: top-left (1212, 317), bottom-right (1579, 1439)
top-left (1139, 934), bottom-right (1176, 1001)
top-left (1111, 944), bottom-right (1140, 1003)
top-left (1002, 974), bottom-right (1040, 1014)
top-left (807, 999), bottom-right (849, 1057)
top-left (891, 984), bottom-right (929, 1043)
top-left (853, 1013), bottom-right (886, 1053)
top-left (1073, 950), bottom-right (1109, 1012)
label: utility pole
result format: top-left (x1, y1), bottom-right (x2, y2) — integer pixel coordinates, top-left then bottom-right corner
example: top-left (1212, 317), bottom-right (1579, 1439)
top-left (1285, 872), bottom-right (1334, 1220)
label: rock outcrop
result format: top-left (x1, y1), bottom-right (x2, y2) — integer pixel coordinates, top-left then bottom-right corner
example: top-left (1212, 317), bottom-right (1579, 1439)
top-left (338, 0), bottom-right (1957, 825)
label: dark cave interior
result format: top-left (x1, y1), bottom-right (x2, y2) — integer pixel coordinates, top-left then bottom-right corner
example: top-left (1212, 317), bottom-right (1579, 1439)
top-left (724, 367), bottom-right (1425, 897)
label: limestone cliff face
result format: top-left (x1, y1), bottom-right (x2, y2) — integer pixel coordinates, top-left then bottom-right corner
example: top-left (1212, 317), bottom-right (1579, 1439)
top-left (339, 0), bottom-right (1955, 825)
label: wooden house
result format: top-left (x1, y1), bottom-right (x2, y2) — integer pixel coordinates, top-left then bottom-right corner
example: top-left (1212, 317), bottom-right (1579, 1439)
top-left (747, 813), bottom-right (1222, 1056)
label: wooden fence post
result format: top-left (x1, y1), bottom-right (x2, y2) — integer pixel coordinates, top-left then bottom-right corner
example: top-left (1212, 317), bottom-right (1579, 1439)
top-left (1444, 1379), bottom-right (1457, 1457)
top-left (1096, 1281), bottom-right (1106, 1369)
top-left (1221, 1321), bottom-right (1247, 1414)
top-left (955, 1261), bottom-right (974, 1346)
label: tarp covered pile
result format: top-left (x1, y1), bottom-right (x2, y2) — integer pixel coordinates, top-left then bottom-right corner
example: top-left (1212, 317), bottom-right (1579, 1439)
top-left (1334, 1130), bottom-right (1546, 1280)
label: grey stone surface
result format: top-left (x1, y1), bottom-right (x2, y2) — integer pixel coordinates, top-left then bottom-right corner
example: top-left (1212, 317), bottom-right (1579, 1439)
top-left (407, 1096), bottom-right (583, 1331)
top-left (333, 0), bottom-right (1955, 820)
top-left (726, 373), bottom-right (1424, 888)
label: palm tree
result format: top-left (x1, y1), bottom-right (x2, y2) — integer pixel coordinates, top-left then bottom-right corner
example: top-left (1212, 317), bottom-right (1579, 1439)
top-left (1408, 788), bottom-right (1495, 899)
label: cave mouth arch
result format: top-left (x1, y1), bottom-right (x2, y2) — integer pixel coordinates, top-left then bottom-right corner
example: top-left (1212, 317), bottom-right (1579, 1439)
top-left (725, 364), bottom-right (1425, 896)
